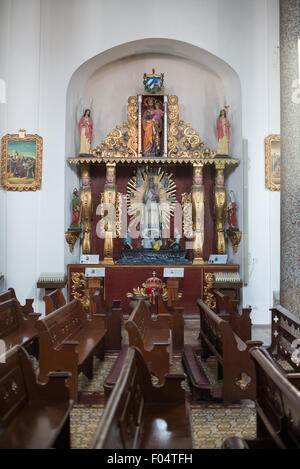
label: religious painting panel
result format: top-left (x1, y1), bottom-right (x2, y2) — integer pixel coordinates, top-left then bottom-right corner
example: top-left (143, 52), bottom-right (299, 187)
top-left (138, 95), bottom-right (168, 157)
top-left (265, 134), bottom-right (280, 191)
top-left (1, 131), bottom-right (43, 191)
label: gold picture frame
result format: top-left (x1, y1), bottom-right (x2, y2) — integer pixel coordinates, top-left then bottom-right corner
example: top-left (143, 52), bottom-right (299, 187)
top-left (1, 131), bottom-right (43, 191)
top-left (265, 134), bottom-right (280, 191)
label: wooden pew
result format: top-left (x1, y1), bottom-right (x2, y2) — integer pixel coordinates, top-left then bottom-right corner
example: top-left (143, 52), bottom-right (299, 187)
top-left (103, 345), bottom-right (129, 397)
top-left (36, 299), bottom-right (107, 402)
top-left (0, 287), bottom-right (34, 314)
top-left (124, 299), bottom-right (172, 385)
top-left (43, 288), bottom-right (66, 315)
top-left (268, 305), bottom-right (300, 374)
top-left (215, 290), bottom-right (252, 342)
top-left (90, 346), bottom-right (192, 449)
top-left (223, 346), bottom-right (300, 449)
top-left (183, 299), bottom-right (262, 403)
top-left (0, 345), bottom-right (72, 449)
top-left (92, 289), bottom-right (122, 351)
top-left (157, 294), bottom-right (184, 351)
top-left (0, 298), bottom-right (40, 358)
top-left (103, 296), bottom-right (181, 397)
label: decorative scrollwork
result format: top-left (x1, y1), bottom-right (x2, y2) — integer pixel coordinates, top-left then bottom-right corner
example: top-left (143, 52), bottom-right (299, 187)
top-left (235, 372), bottom-right (252, 390)
top-left (168, 95), bottom-right (179, 156)
top-left (175, 120), bottom-right (215, 158)
top-left (116, 192), bottom-right (123, 238)
top-left (90, 93), bottom-right (223, 161)
top-left (126, 282), bottom-right (168, 302)
top-left (127, 96), bottom-right (138, 157)
top-left (71, 272), bottom-right (90, 310)
top-left (95, 122), bottom-right (129, 155)
top-left (203, 273), bottom-right (216, 310)
top-left (182, 192), bottom-right (193, 239)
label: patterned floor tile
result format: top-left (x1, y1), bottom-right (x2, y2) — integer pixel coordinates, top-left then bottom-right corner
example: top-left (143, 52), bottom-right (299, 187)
top-left (41, 321), bottom-right (269, 449)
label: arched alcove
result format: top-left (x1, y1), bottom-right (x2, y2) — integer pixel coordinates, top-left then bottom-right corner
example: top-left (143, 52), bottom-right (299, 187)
top-left (64, 38), bottom-right (243, 272)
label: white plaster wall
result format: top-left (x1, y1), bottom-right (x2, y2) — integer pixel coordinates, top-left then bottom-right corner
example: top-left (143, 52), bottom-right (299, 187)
top-left (0, 0), bottom-right (42, 308)
top-left (78, 53), bottom-right (243, 271)
top-left (84, 56), bottom-right (227, 151)
top-left (0, 0), bottom-right (280, 322)
top-left (0, 0), bottom-right (9, 292)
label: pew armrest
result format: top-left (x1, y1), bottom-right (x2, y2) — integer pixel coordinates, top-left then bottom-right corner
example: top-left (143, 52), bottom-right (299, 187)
top-left (153, 314), bottom-right (171, 329)
top-left (218, 312), bottom-right (231, 320)
top-left (246, 340), bottom-right (263, 347)
top-left (286, 373), bottom-right (300, 391)
top-left (112, 299), bottom-right (122, 309)
top-left (90, 313), bottom-right (107, 328)
top-left (38, 371), bottom-right (73, 402)
top-left (61, 340), bottom-right (79, 349)
top-left (151, 373), bottom-right (186, 404)
top-left (27, 312), bottom-right (41, 319)
top-left (22, 298), bottom-right (35, 314)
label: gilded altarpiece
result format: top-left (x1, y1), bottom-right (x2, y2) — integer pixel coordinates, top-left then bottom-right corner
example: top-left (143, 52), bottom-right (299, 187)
top-left (68, 89), bottom-right (241, 312)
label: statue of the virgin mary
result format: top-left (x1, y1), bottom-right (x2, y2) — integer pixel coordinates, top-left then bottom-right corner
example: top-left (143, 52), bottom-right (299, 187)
top-left (142, 176), bottom-right (161, 239)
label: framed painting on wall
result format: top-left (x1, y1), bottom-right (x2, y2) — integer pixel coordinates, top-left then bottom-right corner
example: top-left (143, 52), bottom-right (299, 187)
top-left (265, 134), bottom-right (280, 191)
top-left (1, 131), bottom-right (43, 191)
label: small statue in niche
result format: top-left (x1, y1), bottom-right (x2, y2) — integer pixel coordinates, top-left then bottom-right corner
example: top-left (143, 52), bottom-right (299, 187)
top-left (141, 230), bottom-right (155, 249)
top-left (142, 98), bottom-right (164, 156)
top-left (78, 109), bottom-right (93, 155)
top-left (169, 228), bottom-right (181, 252)
top-left (215, 171), bottom-right (225, 188)
top-left (80, 172), bottom-right (93, 254)
top-left (70, 188), bottom-right (81, 230)
top-left (153, 239), bottom-right (162, 251)
top-left (217, 108), bottom-right (230, 156)
top-left (227, 190), bottom-right (239, 230)
top-left (105, 166), bottom-right (116, 186)
top-left (226, 189), bottom-right (242, 254)
top-left (193, 169), bottom-right (203, 187)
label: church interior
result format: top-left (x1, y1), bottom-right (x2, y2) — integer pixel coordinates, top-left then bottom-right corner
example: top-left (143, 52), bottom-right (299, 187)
top-left (0, 0), bottom-right (299, 452)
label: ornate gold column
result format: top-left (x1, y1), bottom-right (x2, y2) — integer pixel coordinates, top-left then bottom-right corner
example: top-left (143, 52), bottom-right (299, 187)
top-left (80, 163), bottom-right (93, 254)
top-left (101, 163), bottom-right (117, 264)
top-left (192, 164), bottom-right (205, 264)
top-left (214, 163), bottom-right (226, 254)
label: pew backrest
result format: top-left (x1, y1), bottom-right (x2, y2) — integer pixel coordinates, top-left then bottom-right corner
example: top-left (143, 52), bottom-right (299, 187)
top-left (0, 288), bottom-right (34, 314)
top-left (215, 290), bottom-right (252, 342)
top-left (0, 299), bottom-right (20, 339)
top-left (0, 345), bottom-right (28, 427)
top-left (93, 290), bottom-right (122, 351)
top-left (125, 299), bottom-right (172, 384)
top-left (198, 298), bottom-right (226, 360)
top-left (0, 345), bottom-right (72, 449)
top-left (198, 299), bottom-right (261, 402)
top-left (250, 346), bottom-right (300, 448)
top-left (0, 288), bottom-right (17, 305)
top-left (269, 305), bottom-right (300, 370)
top-left (90, 346), bottom-right (186, 449)
top-left (125, 300), bottom-right (148, 345)
top-left (43, 289), bottom-right (66, 316)
top-left (36, 299), bottom-right (85, 349)
top-left (157, 295), bottom-right (184, 351)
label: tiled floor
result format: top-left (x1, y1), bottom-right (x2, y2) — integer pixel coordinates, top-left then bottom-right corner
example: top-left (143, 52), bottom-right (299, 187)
top-left (70, 318), bottom-right (269, 449)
